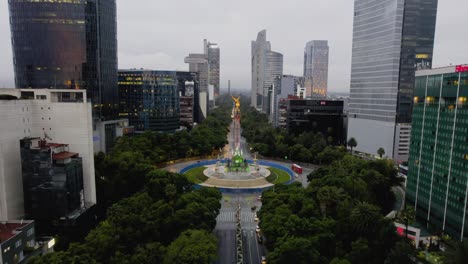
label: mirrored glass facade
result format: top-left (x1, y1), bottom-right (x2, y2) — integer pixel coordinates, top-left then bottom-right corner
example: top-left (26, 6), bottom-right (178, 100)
top-left (304, 40), bottom-right (329, 97)
top-left (348, 0), bottom-right (438, 160)
top-left (9, 0), bottom-right (118, 118)
top-left (349, 0), bottom-right (437, 123)
top-left (407, 66), bottom-right (468, 240)
top-left (119, 70), bottom-right (180, 132)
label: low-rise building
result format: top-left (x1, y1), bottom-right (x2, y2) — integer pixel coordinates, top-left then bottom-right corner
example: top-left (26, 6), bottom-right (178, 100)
top-left (0, 89), bottom-right (96, 221)
top-left (20, 138), bottom-right (85, 220)
top-left (286, 99), bottom-right (346, 145)
top-left (92, 119), bottom-right (131, 153)
top-left (0, 220), bottom-right (36, 264)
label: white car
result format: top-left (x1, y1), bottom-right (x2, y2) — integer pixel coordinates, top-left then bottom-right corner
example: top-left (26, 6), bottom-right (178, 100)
top-left (256, 225), bottom-right (261, 233)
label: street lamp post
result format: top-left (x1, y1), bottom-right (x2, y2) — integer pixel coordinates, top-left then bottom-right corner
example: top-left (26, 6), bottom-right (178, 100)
top-left (404, 216), bottom-right (409, 239)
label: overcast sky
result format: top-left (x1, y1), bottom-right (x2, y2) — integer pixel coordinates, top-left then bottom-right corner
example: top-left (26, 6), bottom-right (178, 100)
top-left (0, 0), bottom-right (467, 93)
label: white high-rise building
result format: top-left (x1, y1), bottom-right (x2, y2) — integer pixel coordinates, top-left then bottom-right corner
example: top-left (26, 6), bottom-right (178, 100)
top-left (251, 30), bottom-right (283, 112)
top-left (0, 89), bottom-right (96, 220)
top-left (204, 40), bottom-right (220, 99)
top-left (304, 40), bottom-right (329, 97)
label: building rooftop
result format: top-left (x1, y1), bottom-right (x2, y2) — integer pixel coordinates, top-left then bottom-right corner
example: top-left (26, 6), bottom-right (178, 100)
top-left (0, 221), bottom-right (31, 243)
top-left (416, 64), bottom-right (468, 76)
top-left (52, 151), bottom-right (78, 160)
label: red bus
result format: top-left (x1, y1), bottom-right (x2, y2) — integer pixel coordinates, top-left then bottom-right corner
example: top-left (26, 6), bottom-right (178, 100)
top-left (291, 164), bottom-right (303, 174)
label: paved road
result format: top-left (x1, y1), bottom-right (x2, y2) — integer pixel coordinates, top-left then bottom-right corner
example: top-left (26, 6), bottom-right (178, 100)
top-left (214, 193), bottom-right (265, 264)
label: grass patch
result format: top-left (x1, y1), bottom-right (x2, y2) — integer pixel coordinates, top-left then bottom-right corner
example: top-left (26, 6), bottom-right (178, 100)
top-left (266, 167), bottom-right (291, 184)
top-left (184, 166), bottom-right (209, 184)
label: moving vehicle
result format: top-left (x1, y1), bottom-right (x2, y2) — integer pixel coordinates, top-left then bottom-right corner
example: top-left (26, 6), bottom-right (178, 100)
top-left (291, 164), bottom-right (303, 174)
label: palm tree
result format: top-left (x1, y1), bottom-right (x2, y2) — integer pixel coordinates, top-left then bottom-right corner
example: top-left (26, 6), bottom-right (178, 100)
top-left (347, 137), bottom-right (358, 154)
top-left (350, 201), bottom-right (381, 234)
top-left (377, 147), bottom-right (385, 158)
top-left (317, 186), bottom-right (344, 218)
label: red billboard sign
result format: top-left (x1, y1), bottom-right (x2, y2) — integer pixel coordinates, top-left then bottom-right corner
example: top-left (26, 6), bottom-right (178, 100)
top-left (455, 65), bottom-right (468, 73)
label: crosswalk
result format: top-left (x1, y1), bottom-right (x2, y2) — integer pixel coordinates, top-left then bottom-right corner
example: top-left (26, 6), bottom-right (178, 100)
top-left (216, 211), bottom-right (256, 223)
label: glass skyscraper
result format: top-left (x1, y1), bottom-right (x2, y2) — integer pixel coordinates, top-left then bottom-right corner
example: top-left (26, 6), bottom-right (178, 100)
top-left (251, 30), bottom-right (283, 112)
top-left (205, 40), bottom-right (220, 98)
top-left (347, 0), bottom-right (438, 161)
top-left (303, 40), bottom-right (329, 97)
top-left (407, 65), bottom-right (468, 240)
top-left (8, 0), bottom-right (118, 117)
top-left (118, 70), bottom-right (180, 132)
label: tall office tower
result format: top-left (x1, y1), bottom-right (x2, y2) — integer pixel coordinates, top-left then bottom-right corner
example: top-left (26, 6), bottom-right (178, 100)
top-left (303, 40), bottom-right (329, 97)
top-left (251, 30), bottom-right (283, 111)
top-left (204, 40), bottom-right (220, 98)
top-left (270, 75), bottom-right (303, 126)
top-left (8, 0), bottom-right (118, 118)
top-left (347, 0), bottom-right (438, 162)
top-left (176, 71), bottom-right (202, 124)
top-left (407, 65), bottom-right (468, 240)
top-left (264, 51), bottom-right (284, 114)
top-left (185, 54), bottom-right (209, 118)
top-left (118, 70), bottom-right (180, 132)
top-left (0, 89), bottom-right (96, 221)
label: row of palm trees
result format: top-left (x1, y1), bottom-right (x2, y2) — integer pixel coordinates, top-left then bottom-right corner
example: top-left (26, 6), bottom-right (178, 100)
top-left (347, 137), bottom-right (386, 158)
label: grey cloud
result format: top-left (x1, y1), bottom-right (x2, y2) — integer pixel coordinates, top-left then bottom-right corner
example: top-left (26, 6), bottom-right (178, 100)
top-left (1, 0), bottom-right (467, 92)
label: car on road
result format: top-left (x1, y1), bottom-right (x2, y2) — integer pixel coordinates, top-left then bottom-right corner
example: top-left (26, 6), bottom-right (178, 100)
top-left (254, 214), bottom-right (259, 222)
top-left (257, 233), bottom-right (263, 244)
top-left (257, 195), bottom-right (262, 200)
top-left (261, 256), bottom-right (267, 264)
top-left (256, 225), bottom-right (261, 233)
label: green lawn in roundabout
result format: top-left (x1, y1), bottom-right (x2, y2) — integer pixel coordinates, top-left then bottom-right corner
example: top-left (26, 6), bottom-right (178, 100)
top-left (183, 166), bottom-right (209, 184)
top-left (266, 167), bottom-right (291, 184)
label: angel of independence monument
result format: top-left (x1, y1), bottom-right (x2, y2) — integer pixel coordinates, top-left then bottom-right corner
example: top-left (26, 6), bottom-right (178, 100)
top-left (225, 96), bottom-right (251, 172)
top-left (178, 95), bottom-right (294, 189)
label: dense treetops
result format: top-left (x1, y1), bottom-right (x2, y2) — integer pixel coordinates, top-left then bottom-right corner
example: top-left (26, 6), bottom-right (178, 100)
top-left (27, 104), bottom-right (232, 263)
top-left (28, 171), bottom-right (221, 264)
top-left (259, 155), bottom-right (408, 264)
top-left (241, 106), bottom-right (346, 165)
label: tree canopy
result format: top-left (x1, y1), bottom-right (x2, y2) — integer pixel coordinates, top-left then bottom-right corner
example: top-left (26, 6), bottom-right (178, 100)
top-left (241, 106), bottom-right (345, 164)
top-left (28, 171), bottom-right (221, 264)
top-left (259, 155), bottom-right (406, 263)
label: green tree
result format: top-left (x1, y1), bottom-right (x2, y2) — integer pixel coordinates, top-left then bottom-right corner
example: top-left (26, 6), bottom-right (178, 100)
top-left (330, 258), bottom-right (352, 264)
top-left (163, 229), bottom-right (217, 264)
top-left (444, 240), bottom-right (468, 264)
top-left (349, 202), bottom-right (382, 234)
top-left (317, 186), bottom-right (345, 218)
top-left (346, 238), bottom-right (371, 264)
top-left (384, 240), bottom-right (415, 264)
top-left (268, 237), bottom-right (320, 264)
top-left (347, 137), bottom-right (357, 153)
top-left (377, 147), bottom-right (385, 158)
top-left (27, 251), bottom-right (98, 264)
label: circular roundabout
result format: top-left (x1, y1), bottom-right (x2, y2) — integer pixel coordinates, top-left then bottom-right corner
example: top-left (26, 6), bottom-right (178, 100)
top-left (180, 159), bottom-right (295, 192)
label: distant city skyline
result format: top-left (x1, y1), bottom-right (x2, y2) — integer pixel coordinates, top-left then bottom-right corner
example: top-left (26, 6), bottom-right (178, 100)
top-left (0, 0), bottom-right (467, 92)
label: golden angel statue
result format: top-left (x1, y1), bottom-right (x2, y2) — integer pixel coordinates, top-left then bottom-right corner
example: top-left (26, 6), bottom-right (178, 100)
top-left (231, 96), bottom-right (241, 111)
